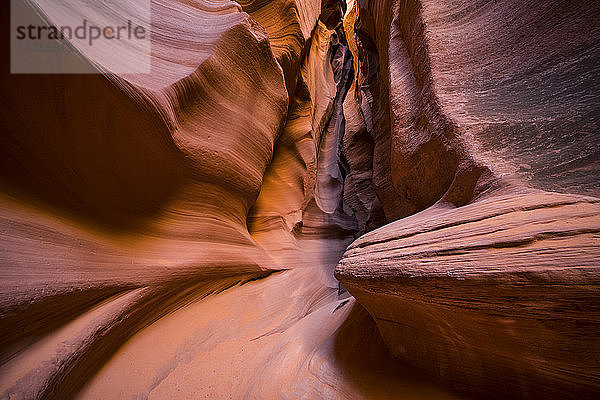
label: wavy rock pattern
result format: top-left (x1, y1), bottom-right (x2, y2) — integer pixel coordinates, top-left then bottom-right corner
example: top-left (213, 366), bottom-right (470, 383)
top-left (336, 0), bottom-right (600, 398)
top-left (0, 0), bottom-right (599, 399)
top-left (337, 190), bottom-right (600, 398)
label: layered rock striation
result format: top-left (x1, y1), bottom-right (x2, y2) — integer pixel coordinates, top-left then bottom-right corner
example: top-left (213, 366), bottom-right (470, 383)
top-left (0, 0), bottom-right (598, 399)
top-left (336, 0), bottom-right (600, 398)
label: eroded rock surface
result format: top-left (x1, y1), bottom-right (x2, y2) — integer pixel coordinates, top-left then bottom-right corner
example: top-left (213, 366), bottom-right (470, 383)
top-left (337, 189), bottom-right (600, 398)
top-left (336, 0), bottom-right (600, 398)
top-left (0, 0), bottom-right (598, 399)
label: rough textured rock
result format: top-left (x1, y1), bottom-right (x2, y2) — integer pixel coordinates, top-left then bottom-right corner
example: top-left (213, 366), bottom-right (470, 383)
top-left (336, 0), bottom-right (600, 398)
top-left (337, 189), bottom-right (600, 398)
top-left (0, 0), bottom-right (599, 399)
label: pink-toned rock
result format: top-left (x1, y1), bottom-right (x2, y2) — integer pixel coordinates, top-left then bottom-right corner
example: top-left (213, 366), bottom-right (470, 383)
top-left (336, 188), bottom-right (600, 398)
top-left (0, 0), bottom-right (599, 398)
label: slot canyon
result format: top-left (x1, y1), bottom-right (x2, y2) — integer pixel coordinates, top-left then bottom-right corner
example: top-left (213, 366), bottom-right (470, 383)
top-left (0, 0), bottom-right (599, 399)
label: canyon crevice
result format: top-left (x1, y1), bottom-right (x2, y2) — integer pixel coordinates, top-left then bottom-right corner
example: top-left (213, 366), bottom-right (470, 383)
top-left (0, 0), bottom-right (599, 399)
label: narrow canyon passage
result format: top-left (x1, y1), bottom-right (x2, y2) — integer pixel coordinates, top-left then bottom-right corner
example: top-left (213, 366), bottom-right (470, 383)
top-left (0, 0), bottom-right (599, 399)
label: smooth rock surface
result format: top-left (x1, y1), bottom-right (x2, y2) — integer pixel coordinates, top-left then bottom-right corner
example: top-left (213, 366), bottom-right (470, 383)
top-left (0, 0), bottom-right (598, 398)
top-left (335, 0), bottom-right (600, 398)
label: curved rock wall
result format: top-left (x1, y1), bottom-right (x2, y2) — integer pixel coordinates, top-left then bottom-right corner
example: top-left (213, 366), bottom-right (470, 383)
top-left (0, 0), bottom-right (598, 399)
top-left (336, 0), bottom-right (600, 398)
